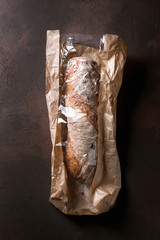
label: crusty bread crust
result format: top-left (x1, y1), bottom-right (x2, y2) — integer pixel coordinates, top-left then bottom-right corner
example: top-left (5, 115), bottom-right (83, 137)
top-left (65, 57), bottom-right (99, 179)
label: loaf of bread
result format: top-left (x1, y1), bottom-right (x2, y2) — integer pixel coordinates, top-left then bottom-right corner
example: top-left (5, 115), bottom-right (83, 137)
top-left (65, 57), bottom-right (99, 179)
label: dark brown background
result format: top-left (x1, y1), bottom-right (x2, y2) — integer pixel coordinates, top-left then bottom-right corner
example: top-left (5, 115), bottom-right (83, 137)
top-left (0, 0), bottom-right (160, 239)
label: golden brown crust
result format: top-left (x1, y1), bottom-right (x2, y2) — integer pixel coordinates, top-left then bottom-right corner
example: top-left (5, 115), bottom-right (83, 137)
top-left (65, 136), bottom-right (83, 178)
top-left (65, 57), bottom-right (99, 179)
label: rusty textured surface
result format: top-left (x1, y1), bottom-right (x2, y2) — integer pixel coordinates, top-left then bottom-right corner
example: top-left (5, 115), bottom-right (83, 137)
top-left (0, 0), bottom-right (160, 239)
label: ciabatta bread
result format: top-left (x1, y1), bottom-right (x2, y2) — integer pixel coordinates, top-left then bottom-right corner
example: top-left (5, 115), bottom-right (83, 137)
top-left (65, 57), bottom-right (99, 179)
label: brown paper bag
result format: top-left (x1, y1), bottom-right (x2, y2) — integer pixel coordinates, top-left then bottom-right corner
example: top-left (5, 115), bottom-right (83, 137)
top-left (46, 30), bottom-right (127, 215)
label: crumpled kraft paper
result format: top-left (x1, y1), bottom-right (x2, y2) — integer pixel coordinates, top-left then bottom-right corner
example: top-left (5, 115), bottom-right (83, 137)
top-left (46, 30), bottom-right (127, 215)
